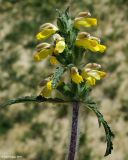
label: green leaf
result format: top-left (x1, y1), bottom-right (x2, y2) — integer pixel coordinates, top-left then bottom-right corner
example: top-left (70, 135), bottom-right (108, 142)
top-left (64, 7), bottom-right (70, 19)
top-left (52, 66), bottom-right (64, 88)
top-left (85, 101), bottom-right (114, 156)
top-left (57, 82), bottom-right (73, 98)
top-left (56, 8), bottom-right (71, 33)
top-left (0, 96), bottom-right (67, 108)
top-left (80, 84), bottom-right (91, 100)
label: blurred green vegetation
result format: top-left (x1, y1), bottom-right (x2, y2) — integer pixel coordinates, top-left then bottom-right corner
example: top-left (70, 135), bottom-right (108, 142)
top-left (0, 112), bottom-right (13, 135)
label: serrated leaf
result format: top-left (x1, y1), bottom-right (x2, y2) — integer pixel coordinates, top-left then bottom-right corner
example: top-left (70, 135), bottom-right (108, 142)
top-left (52, 66), bottom-right (64, 88)
top-left (57, 8), bottom-right (71, 33)
top-left (65, 7), bottom-right (70, 19)
top-left (57, 82), bottom-right (73, 98)
top-left (86, 102), bottom-right (114, 156)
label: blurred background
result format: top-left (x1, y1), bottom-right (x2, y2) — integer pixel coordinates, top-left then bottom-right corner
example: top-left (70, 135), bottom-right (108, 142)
top-left (0, 0), bottom-right (128, 160)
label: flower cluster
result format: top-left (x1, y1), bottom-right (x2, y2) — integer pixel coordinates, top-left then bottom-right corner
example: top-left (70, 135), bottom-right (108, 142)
top-left (34, 10), bottom-right (107, 99)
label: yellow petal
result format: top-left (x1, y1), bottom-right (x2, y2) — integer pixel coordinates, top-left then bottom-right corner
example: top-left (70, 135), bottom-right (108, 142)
top-left (97, 71), bottom-right (106, 78)
top-left (40, 86), bottom-right (52, 97)
top-left (36, 23), bottom-right (58, 41)
top-left (74, 18), bottom-right (97, 28)
top-left (87, 70), bottom-right (101, 80)
top-left (36, 28), bottom-right (57, 41)
top-left (46, 80), bottom-right (52, 90)
top-left (81, 70), bottom-right (88, 80)
top-left (49, 56), bottom-right (58, 65)
top-left (86, 77), bottom-right (96, 86)
top-left (40, 80), bottom-right (53, 97)
top-left (36, 32), bottom-right (45, 40)
top-left (76, 39), bottom-right (98, 52)
top-left (54, 40), bottom-right (65, 54)
top-left (71, 73), bottom-right (84, 84)
top-left (84, 18), bottom-right (97, 26)
top-left (76, 39), bottom-right (106, 53)
top-left (98, 44), bottom-right (106, 53)
top-left (33, 47), bottom-right (53, 62)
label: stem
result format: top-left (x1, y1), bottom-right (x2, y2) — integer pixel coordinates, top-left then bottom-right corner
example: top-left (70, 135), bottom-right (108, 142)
top-left (67, 101), bottom-right (79, 160)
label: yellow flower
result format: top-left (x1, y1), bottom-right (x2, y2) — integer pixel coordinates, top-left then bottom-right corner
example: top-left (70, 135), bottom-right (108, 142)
top-left (36, 23), bottom-right (58, 40)
top-left (81, 66), bottom-right (106, 86)
top-left (74, 11), bottom-right (97, 28)
top-left (71, 73), bottom-right (83, 84)
top-left (40, 80), bottom-right (52, 97)
top-left (74, 17), bottom-right (97, 28)
top-left (86, 77), bottom-right (96, 86)
top-left (33, 43), bottom-right (53, 62)
top-left (46, 80), bottom-right (52, 90)
top-left (54, 41), bottom-right (65, 54)
top-left (53, 34), bottom-right (65, 54)
top-left (75, 33), bottom-right (106, 53)
top-left (49, 56), bottom-right (58, 65)
top-left (70, 67), bottom-right (83, 84)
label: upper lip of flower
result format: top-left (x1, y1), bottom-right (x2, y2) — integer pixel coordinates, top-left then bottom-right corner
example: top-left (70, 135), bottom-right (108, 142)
top-left (77, 32), bottom-right (90, 39)
top-left (36, 43), bottom-right (52, 52)
top-left (85, 63), bottom-right (101, 69)
top-left (39, 23), bottom-right (58, 31)
top-left (77, 11), bottom-right (91, 18)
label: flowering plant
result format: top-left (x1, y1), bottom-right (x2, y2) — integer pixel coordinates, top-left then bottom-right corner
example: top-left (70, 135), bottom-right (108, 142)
top-left (0, 8), bottom-right (114, 160)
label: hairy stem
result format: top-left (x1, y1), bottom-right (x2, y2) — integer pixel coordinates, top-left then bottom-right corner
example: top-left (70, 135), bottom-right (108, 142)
top-left (67, 101), bottom-right (79, 160)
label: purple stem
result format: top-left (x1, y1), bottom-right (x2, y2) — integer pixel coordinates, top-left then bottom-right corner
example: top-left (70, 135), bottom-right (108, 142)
top-left (67, 101), bottom-right (79, 160)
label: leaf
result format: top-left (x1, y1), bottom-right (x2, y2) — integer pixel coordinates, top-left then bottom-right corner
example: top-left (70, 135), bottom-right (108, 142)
top-left (65, 7), bottom-right (70, 19)
top-left (0, 96), bottom-right (67, 108)
top-left (52, 66), bottom-right (64, 88)
top-left (57, 8), bottom-right (71, 33)
top-left (57, 82), bottom-right (73, 98)
top-left (85, 101), bottom-right (114, 156)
